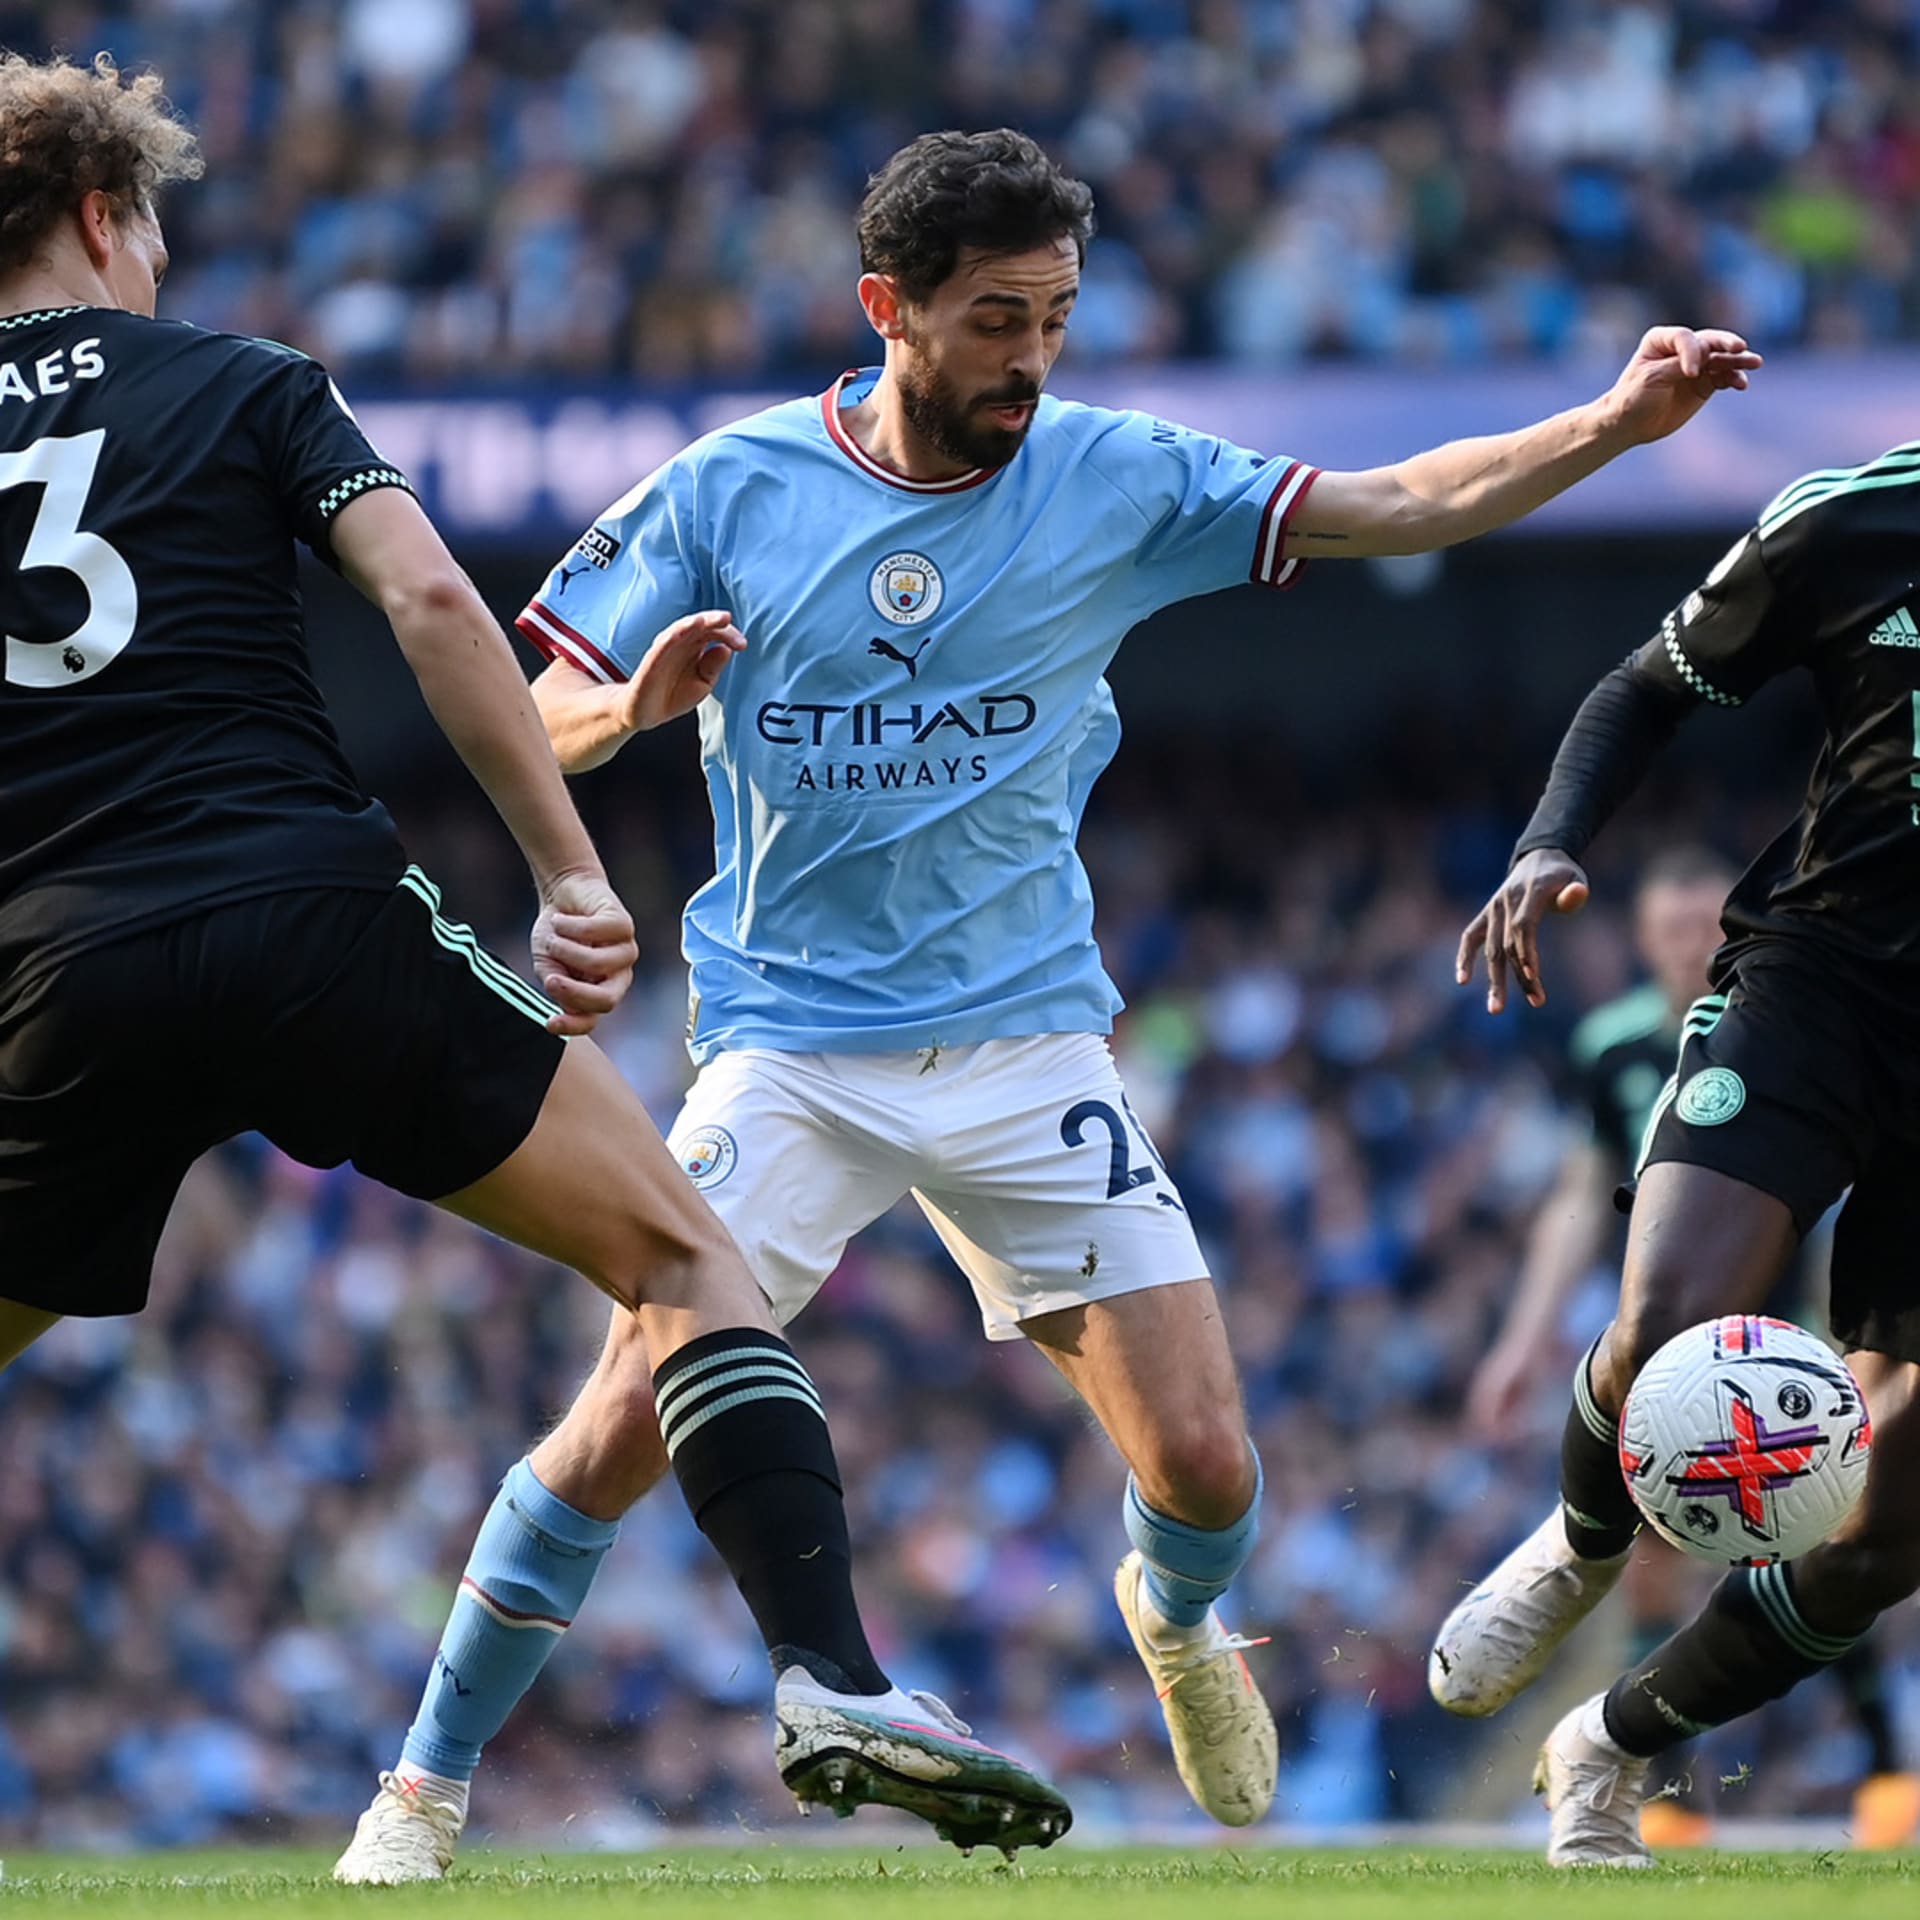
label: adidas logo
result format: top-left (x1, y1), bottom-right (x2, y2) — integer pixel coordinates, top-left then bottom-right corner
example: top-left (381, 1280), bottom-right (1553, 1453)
top-left (1869, 606), bottom-right (1920, 647)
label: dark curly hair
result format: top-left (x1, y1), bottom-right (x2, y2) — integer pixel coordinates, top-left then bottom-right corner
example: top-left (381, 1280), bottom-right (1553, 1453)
top-left (857, 129), bottom-right (1095, 303)
top-left (0, 52), bottom-right (202, 276)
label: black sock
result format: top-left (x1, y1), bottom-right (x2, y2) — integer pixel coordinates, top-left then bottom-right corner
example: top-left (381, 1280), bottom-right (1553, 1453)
top-left (1602, 1562), bottom-right (1856, 1758)
top-left (654, 1328), bottom-right (888, 1696)
top-left (1831, 1637), bottom-right (1901, 1775)
top-left (1560, 1338), bottom-right (1641, 1560)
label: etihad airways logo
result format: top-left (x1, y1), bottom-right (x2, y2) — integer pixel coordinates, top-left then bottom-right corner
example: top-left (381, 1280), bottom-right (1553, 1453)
top-left (1868, 605), bottom-right (1920, 648)
top-left (757, 691), bottom-right (1037, 796)
top-left (757, 694), bottom-right (1035, 748)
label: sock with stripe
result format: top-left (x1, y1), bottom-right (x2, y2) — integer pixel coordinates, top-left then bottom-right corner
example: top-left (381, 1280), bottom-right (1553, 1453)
top-left (1601, 1561), bottom-right (1856, 1757)
top-left (1123, 1452), bottom-right (1262, 1632)
top-left (655, 1328), bottom-right (888, 1696)
top-left (400, 1457), bottom-right (619, 1781)
top-left (1560, 1336), bottom-right (1641, 1561)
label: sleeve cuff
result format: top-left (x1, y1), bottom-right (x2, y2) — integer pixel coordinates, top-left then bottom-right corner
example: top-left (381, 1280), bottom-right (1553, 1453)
top-left (516, 599), bottom-right (627, 684)
top-left (1249, 461), bottom-right (1321, 589)
top-left (315, 466), bottom-right (415, 522)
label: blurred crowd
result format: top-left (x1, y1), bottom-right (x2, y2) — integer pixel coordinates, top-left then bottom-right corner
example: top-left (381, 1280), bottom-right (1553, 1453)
top-left (9, 1), bottom-right (1920, 378)
top-left (2, 733), bottom-right (1912, 1848)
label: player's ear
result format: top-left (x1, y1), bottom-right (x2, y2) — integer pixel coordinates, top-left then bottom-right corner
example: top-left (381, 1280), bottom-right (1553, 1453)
top-left (858, 271), bottom-right (910, 342)
top-left (72, 189), bottom-right (119, 271)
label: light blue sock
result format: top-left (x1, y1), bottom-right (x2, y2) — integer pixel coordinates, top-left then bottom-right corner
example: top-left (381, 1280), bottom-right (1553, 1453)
top-left (401, 1458), bottom-right (620, 1780)
top-left (1124, 1452), bottom-right (1263, 1630)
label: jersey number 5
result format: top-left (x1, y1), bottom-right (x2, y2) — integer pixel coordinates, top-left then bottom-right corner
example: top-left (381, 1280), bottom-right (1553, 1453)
top-left (1, 430), bottom-right (138, 688)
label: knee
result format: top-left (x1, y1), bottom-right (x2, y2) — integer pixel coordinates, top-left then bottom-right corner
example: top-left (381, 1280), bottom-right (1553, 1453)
top-left (1135, 1418), bottom-right (1257, 1529)
top-left (1598, 1289), bottom-right (1699, 1408)
top-left (590, 1208), bottom-right (743, 1316)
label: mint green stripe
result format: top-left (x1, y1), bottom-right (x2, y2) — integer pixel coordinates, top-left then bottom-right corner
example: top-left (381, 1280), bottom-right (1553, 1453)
top-left (1760, 453), bottom-right (1920, 526)
top-left (662, 1382), bottom-right (825, 1454)
top-left (1572, 1345), bottom-right (1617, 1445)
top-left (1762, 463), bottom-right (1920, 538)
top-left (1750, 1565), bottom-right (1856, 1662)
top-left (1761, 461), bottom-right (1897, 522)
top-left (427, 912), bottom-right (553, 1018)
top-left (398, 865), bottom-right (567, 1024)
top-left (396, 871), bottom-right (558, 1020)
top-left (1634, 1075), bottom-right (1679, 1177)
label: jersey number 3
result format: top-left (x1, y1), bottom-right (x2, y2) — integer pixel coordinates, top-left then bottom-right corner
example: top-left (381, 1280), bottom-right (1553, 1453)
top-left (2, 430), bottom-right (137, 688)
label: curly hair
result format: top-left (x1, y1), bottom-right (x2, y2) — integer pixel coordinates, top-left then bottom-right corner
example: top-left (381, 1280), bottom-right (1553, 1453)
top-left (0, 52), bottom-right (202, 276)
top-left (857, 129), bottom-right (1094, 304)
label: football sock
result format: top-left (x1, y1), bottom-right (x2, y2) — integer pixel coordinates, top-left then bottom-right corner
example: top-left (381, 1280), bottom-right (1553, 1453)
top-left (655, 1328), bottom-right (888, 1696)
top-left (1832, 1636), bottom-right (1902, 1775)
top-left (1560, 1337), bottom-right (1641, 1560)
top-left (1602, 1562), bottom-right (1856, 1758)
top-left (1124, 1451), bottom-right (1262, 1631)
top-left (400, 1457), bottom-right (618, 1781)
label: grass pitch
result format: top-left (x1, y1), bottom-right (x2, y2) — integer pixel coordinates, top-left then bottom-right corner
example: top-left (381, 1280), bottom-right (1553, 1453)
top-left (0, 1848), bottom-right (1915, 1918)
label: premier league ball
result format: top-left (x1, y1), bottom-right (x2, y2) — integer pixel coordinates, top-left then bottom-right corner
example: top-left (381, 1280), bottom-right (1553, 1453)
top-left (1618, 1316), bottom-right (1871, 1566)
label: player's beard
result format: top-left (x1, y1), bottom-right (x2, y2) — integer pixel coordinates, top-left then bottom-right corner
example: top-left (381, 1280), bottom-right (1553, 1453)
top-left (896, 353), bottom-right (1039, 472)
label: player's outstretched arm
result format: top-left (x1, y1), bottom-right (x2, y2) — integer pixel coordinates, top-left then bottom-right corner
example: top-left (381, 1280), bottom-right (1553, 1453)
top-left (533, 611), bottom-right (746, 774)
top-left (329, 488), bottom-right (636, 1034)
top-left (1290, 327), bottom-right (1760, 558)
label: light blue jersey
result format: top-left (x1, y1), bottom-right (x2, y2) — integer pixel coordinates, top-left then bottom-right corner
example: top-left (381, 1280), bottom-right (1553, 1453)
top-left (518, 368), bottom-right (1318, 1061)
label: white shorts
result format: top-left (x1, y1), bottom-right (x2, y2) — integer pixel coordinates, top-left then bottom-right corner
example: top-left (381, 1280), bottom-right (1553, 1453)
top-left (666, 1033), bottom-right (1209, 1341)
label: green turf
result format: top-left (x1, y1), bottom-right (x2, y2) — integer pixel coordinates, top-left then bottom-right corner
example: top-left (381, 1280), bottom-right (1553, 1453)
top-left (0, 1849), bottom-right (1915, 1918)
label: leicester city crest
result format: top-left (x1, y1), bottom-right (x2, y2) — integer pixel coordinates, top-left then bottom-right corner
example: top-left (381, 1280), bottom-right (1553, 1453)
top-left (1677, 1067), bottom-right (1745, 1127)
top-left (869, 550), bottom-right (944, 626)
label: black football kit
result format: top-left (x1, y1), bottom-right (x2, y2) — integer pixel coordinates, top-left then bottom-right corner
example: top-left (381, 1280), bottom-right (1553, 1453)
top-left (0, 307), bottom-right (562, 1315)
top-left (1519, 444), bottom-right (1920, 1362)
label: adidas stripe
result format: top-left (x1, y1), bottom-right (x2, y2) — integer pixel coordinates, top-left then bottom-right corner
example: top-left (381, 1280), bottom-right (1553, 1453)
top-left (396, 866), bottom-right (560, 1027)
top-left (1760, 447), bottom-right (1920, 539)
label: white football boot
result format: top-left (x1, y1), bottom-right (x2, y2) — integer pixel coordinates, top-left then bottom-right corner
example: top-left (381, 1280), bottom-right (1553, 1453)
top-left (1113, 1550), bottom-right (1277, 1827)
top-left (332, 1768), bottom-right (468, 1884)
top-left (1534, 1695), bottom-right (1654, 1867)
top-left (1428, 1509), bottom-right (1629, 1717)
top-left (775, 1665), bottom-right (1071, 1854)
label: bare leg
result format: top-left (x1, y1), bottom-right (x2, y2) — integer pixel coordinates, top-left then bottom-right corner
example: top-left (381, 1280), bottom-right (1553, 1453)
top-left (1021, 1278), bottom-right (1255, 1525)
top-left (1563, 1162), bottom-right (1800, 1562)
top-left (1590, 1161), bottom-right (1801, 1414)
top-left (439, 1039), bottom-right (773, 1366)
top-left (527, 1307), bottom-right (669, 1522)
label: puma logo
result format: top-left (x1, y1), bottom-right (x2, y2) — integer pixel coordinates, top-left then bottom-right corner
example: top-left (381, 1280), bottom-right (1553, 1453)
top-left (869, 634), bottom-right (933, 678)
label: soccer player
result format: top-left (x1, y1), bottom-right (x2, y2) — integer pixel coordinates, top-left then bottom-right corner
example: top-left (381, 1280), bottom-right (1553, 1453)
top-left (1432, 437), bottom-right (1920, 1863)
top-left (339, 127), bottom-right (1758, 1878)
top-left (0, 54), bottom-right (1069, 1860)
top-left (1468, 850), bottom-right (1739, 1443)
top-left (1461, 849), bottom-right (1918, 1851)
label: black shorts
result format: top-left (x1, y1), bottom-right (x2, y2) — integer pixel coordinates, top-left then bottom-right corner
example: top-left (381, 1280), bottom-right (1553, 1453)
top-left (1631, 937), bottom-right (1920, 1360)
top-left (0, 869), bottom-right (564, 1318)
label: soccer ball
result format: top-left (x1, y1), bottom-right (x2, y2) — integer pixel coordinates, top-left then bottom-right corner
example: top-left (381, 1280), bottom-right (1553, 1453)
top-left (1618, 1315), bottom-right (1871, 1566)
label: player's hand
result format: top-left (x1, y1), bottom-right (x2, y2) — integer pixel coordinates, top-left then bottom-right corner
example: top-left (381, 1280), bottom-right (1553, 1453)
top-left (1466, 1336), bottom-right (1538, 1444)
top-left (618, 610), bottom-right (746, 734)
top-left (530, 867), bottom-right (638, 1035)
top-left (1604, 326), bottom-right (1762, 445)
top-left (1457, 848), bottom-right (1590, 1013)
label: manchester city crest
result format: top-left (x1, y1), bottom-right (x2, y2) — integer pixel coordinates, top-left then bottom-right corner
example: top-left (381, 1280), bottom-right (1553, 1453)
top-left (679, 1125), bottom-right (739, 1190)
top-left (869, 550), bottom-right (944, 626)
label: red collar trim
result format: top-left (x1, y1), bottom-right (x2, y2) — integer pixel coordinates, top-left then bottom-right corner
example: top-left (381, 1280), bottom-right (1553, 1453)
top-left (819, 371), bottom-right (996, 494)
